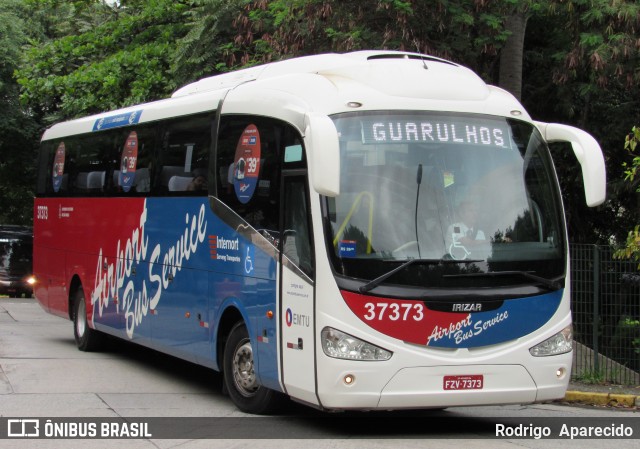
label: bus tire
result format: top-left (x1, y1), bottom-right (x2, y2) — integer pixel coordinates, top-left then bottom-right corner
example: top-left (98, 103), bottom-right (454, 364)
top-left (223, 321), bottom-right (281, 414)
top-left (73, 288), bottom-right (103, 352)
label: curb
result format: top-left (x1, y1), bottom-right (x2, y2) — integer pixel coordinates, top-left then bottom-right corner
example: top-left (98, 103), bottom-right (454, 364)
top-left (564, 390), bottom-right (639, 408)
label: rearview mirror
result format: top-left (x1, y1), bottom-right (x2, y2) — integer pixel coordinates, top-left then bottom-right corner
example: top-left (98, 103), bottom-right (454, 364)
top-left (304, 113), bottom-right (340, 197)
top-left (536, 122), bottom-right (606, 207)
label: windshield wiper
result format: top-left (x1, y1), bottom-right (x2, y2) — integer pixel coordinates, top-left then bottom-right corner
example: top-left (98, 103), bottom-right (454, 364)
top-left (443, 271), bottom-right (563, 291)
top-left (359, 258), bottom-right (483, 293)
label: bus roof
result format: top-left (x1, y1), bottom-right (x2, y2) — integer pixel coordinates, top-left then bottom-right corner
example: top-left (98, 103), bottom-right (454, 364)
top-left (41, 51), bottom-right (529, 141)
top-left (170, 51), bottom-right (460, 97)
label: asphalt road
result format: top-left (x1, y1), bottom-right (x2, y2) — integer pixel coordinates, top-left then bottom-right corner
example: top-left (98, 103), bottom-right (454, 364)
top-left (1, 297), bottom-right (637, 448)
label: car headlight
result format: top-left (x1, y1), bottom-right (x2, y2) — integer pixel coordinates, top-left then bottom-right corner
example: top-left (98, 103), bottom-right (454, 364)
top-left (529, 325), bottom-right (573, 357)
top-left (321, 327), bottom-right (392, 361)
top-left (26, 276), bottom-right (36, 286)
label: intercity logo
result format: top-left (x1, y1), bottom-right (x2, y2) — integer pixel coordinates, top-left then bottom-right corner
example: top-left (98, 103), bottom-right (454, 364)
top-left (209, 234), bottom-right (242, 263)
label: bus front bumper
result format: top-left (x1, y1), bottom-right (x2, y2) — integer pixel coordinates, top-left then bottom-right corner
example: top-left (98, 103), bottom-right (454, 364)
top-left (317, 363), bottom-right (570, 410)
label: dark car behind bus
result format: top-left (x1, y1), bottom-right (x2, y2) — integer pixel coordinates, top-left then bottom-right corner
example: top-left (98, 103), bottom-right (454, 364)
top-left (0, 225), bottom-right (34, 298)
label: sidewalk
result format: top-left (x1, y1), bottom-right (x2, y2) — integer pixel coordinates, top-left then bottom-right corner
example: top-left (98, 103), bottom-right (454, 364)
top-left (564, 381), bottom-right (640, 409)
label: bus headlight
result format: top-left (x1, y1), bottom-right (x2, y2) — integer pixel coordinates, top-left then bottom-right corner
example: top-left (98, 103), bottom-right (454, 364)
top-left (321, 327), bottom-right (392, 361)
top-left (529, 325), bottom-right (573, 357)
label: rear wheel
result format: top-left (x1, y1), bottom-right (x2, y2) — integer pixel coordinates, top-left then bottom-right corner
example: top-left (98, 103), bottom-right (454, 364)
top-left (73, 288), bottom-right (103, 351)
top-left (223, 321), bottom-right (282, 414)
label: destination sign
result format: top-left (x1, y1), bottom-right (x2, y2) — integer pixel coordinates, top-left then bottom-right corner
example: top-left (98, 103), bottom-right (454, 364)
top-left (360, 115), bottom-right (512, 149)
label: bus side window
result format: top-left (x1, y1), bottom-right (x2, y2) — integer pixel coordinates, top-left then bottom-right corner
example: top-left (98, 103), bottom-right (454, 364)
top-left (216, 116), bottom-right (283, 237)
top-left (112, 126), bottom-right (155, 195)
top-left (283, 177), bottom-right (313, 277)
top-left (69, 134), bottom-right (111, 196)
top-left (42, 140), bottom-right (73, 196)
top-left (158, 113), bottom-right (213, 196)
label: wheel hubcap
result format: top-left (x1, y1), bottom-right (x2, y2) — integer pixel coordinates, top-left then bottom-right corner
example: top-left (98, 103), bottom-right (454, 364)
top-left (232, 340), bottom-right (258, 396)
top-left (76, 300), bottom-right (86, 337)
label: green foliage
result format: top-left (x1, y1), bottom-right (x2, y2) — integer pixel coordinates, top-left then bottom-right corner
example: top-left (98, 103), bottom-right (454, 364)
top-left (0, 0), bottom-right (40, 225)
top-left (614, 127), bottom-right (640, 265)
top-left (213, 0), bottom-right (520, 84)
top-left (4, 0), bottom-right (640, 243)
top-left (523, 1), bottom-right (640, 244)
top-left (622, 127), bottom-right (640, 184)
top-left (572, 366), bottom-right (630, 385)
top-left (171, 0), bottom-right (245, 83)
top-left (0, 0), bottom-right (27, 90)
top-left (617, 317), bottom-right (640, 355)
top-left (547, 0), bottom-right (639, 89)
top-left (608, 316), bottom-right (640, 377)
top-left (16, 0), bottom-right (189, 122)
top-left (572, 369), bottom-right (606, 385)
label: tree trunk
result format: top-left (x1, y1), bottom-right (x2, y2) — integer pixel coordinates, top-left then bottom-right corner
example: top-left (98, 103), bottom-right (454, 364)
top-left (499, 12), bottom-right (528, 101)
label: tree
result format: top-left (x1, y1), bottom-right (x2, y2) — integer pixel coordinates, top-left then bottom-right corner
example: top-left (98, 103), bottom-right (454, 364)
top-left (175, 0), bottom-right (516, 80)
top-left (523, 0), bottom-right (640, 244)
top-left (499, 11), bottom-right (528, 100)
top-left (10, 0), bottom-right (640, 245)
top-left (0, 0), bottom-right (40, 225)
top-left (171, 0), bottom-right (245, 82)
top-left (497, 1), bottom-right (553, 100)
top-left (16, 0), bottom-right (190, 123)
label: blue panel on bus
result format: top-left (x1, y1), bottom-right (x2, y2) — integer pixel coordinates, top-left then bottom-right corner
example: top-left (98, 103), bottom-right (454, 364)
top-left (342, 289), bottom-right (564, 348)
top-left (86, 197), bottom-right (280, 387)
top-left (423, 291), bottom-right (563, 348)
top-left (93, 110), bottom-right (142, 131)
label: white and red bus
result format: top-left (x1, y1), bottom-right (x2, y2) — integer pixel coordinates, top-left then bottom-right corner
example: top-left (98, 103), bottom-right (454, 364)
top-left (34, 51), bottom-right (606, 413)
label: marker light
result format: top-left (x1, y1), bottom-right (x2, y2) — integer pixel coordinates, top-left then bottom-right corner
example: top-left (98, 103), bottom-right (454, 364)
top-left (529, 325), bottom-right (573, 357)
top-left (343, 374), bottom-right (355, 385)
top-left (321, 327), bottom-right (392, 361)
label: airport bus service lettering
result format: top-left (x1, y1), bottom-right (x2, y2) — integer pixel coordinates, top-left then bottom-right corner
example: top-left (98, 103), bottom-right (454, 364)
top-left (91, 201), bottom-right (207, 338)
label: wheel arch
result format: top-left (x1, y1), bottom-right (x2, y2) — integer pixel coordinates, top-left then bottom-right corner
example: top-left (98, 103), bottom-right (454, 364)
top-left (216, 305), bottom-right (245, 371)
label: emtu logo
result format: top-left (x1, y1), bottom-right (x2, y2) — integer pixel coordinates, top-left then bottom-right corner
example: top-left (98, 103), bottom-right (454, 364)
top-left (284, 308), bottom-right (310, 327)
top-left (285, 308), bottom-right (293, 327)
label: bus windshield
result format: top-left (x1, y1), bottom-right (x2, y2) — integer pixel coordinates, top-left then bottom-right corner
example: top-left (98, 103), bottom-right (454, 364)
top-left (325, 111), bottom-right (566, 289)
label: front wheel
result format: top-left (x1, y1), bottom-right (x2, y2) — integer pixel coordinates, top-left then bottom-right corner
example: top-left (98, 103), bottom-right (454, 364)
top-left (73, 288), bottom-right (103, 352)
top-left (223, 321), bottom-right (282, 414)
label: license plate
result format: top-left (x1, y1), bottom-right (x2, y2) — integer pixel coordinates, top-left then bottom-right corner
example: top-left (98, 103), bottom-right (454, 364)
top-left (443, 375), bottom-right (484, 390)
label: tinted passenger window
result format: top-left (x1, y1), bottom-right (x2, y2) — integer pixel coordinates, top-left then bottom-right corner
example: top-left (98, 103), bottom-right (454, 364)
top-left (110, 125), bottom-right (155, 195)
top-left (158, 114), bottom-right (213, 195)
top-left (216, 116), bottom-right (304, 234)
top-left (36, 112), bottom-right (214, 198)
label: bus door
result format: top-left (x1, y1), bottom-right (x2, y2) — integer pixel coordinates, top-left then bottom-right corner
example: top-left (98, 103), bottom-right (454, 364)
top-left (279, 174), bottom-right (318, 405)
